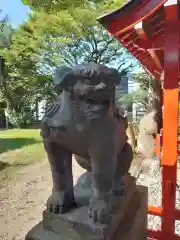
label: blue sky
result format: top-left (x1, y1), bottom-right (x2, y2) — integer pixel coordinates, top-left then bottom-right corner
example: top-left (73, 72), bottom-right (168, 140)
top-left (1, 0), bottom-right (30, 27)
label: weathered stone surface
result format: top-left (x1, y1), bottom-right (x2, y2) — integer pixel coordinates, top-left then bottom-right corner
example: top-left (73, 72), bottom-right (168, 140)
top-left (129, 155), bottom-right (144, 178)
top-left (73, 171), bottom-right (141, 206)
top-left (74, 172), bottom-right (92, 206)
top-left (42, 176), bottom-right (136, 240)
top-left (137, 111), bottom-right (158, 159)
top-left (137, 75), bottom-right (162, 160)
top-left (113, 185), bottom-right (148, 240)
top-left (41, 63), bottom-right (134, 224)
top-left (25, 185), bottom-right (148, 240)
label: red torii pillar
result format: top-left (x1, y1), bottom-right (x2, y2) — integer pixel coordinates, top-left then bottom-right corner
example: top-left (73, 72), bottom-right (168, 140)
top-left (98, 0), bottom-right (180, 239)
top-left (161, 1), bottom-right (179, 239)
top-left (150, 4), bottom-right (180, 239)
top-left (135, 2), bottom-right (180, 239)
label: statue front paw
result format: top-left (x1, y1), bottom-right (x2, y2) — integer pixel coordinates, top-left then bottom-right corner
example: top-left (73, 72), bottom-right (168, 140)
top-left (88, 198), bottom-right (110, 224)
top-left (47, 191), bottom-right (76, 214)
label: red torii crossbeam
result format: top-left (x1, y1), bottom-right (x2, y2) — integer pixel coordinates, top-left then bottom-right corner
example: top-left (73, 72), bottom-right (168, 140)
top-left (98, 0), bottom-right (180, 239)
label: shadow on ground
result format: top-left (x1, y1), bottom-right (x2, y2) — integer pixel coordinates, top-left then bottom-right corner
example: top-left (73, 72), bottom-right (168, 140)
top-left (0, 138), bottom-right (41, 155)
top-left (0, 161), bottom-right (31, 171)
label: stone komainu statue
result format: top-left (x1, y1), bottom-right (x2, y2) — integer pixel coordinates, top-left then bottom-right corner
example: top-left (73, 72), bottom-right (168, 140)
top-left (40, 63), bottom-right (133, 224)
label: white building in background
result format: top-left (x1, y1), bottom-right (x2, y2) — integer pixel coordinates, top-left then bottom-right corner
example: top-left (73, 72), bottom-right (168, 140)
top-left (37, 100), bottom-right (46, 120)
top-left (115, 71), bottom-right (146, 122)
top-left (115, 73), bottom-right (132, 120)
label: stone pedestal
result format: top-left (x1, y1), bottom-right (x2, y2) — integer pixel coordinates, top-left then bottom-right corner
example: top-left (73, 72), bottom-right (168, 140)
top-left (25, 175), bottom-right (148, 240)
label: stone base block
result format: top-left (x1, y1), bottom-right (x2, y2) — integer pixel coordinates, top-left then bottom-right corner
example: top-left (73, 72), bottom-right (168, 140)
top-left (25, 184), bottom-right (148, 240)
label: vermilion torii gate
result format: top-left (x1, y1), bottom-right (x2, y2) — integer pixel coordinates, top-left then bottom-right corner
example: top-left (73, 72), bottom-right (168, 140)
top-left (98, 0), bottom-right (180, 239)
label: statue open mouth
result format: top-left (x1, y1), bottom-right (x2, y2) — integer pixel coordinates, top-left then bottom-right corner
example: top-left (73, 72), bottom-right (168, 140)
top-left (74, 95), bottom-right (111, 120)
top-left (78, 96), bottom-right (110, 105)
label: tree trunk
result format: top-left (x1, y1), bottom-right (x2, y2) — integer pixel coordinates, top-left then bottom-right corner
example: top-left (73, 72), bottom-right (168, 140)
top-left (35, 95), bottom-right (39, 121)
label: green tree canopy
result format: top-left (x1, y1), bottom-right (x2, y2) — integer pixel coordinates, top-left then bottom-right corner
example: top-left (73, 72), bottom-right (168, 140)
top-left (18, 0), bottom-right (135, 75)
top-left (0, 11), bottom-right (53, 127)
top-left (21, 0), bottom-right (126, 39)
top-left (0, 0), bottom-right (135, 127)
top-left (22, 0), bottom-right (125, 13)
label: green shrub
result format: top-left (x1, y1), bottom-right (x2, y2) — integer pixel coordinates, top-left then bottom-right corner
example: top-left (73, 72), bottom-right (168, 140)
top-left (6, 106), bottom-right (34, 128)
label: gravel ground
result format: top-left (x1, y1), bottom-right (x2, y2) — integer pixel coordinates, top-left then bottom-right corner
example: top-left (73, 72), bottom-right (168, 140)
top-left (137, 159), bottom-right (180, 235)
top-left (0, 158), bottom-right (85, 240)
top-left (1, 157), bottom-right (180, 239)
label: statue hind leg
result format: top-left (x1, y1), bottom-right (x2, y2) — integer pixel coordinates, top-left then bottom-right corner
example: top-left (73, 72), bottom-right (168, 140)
top-left (114, 142), bottom-right (133, 196)
top-left (43, 138), bottom-right (76, 214)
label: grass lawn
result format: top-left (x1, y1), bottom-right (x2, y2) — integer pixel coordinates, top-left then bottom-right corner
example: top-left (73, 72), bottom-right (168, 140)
top-left (0, 129), bottom-right (47, 182)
